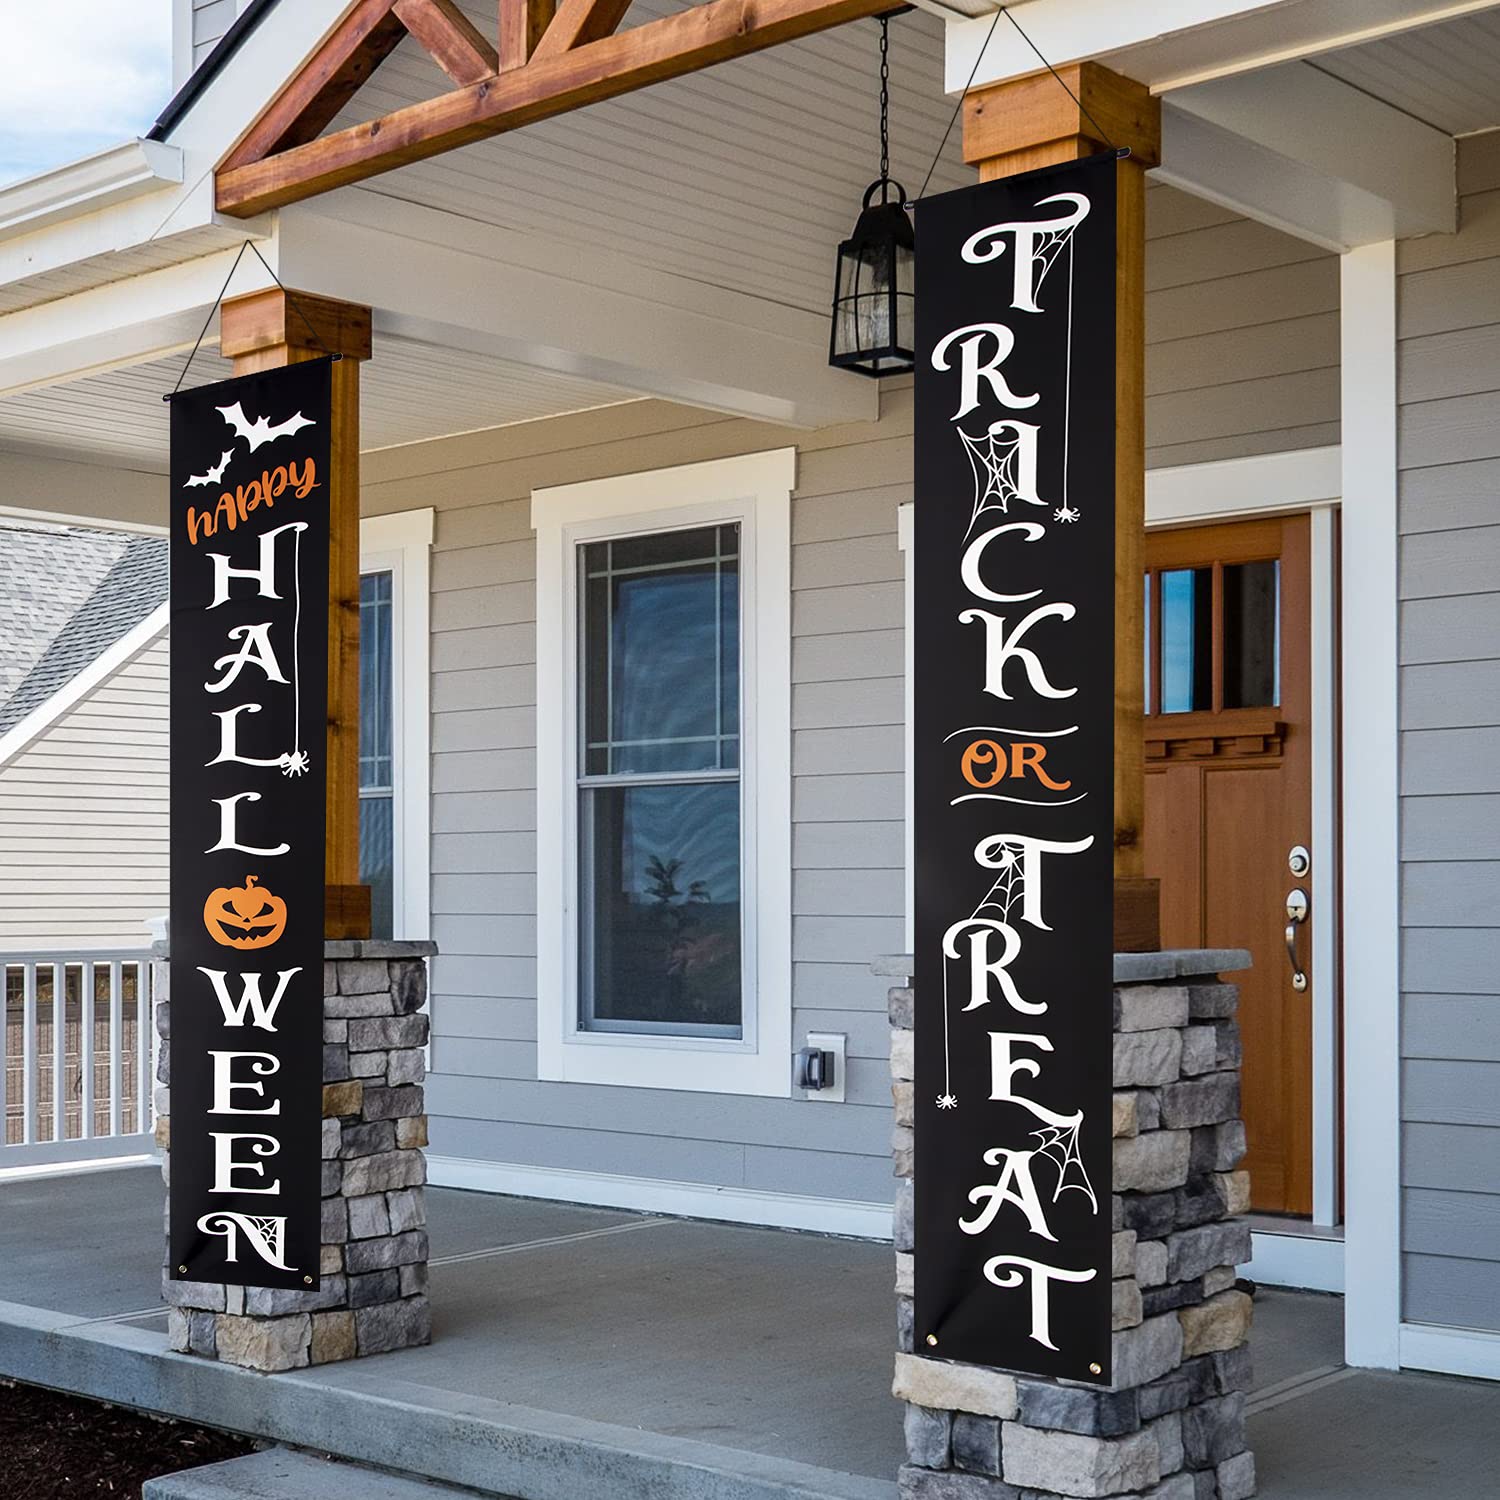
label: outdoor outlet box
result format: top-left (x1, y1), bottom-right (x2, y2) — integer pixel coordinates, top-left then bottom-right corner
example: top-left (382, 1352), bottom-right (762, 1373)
top-left (798, 1032), bottom-right (847, 1102)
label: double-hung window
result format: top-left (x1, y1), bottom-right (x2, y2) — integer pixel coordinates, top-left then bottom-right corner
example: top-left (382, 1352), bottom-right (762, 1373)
top-left (535, 451), bottom-right (794, 1096)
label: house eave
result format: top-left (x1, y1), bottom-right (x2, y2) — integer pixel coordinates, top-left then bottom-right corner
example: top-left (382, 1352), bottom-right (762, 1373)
top-left (0, 140), bottom-right (185, 243)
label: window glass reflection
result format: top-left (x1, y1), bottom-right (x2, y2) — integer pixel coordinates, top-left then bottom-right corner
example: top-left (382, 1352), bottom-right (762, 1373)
top-left (1223, 560), bottom-right (1280, 708)
top-left (1160, 567), bottom-right (1213, 714)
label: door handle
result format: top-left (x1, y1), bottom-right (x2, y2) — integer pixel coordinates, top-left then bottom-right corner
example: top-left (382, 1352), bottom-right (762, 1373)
top-left (1285, 887), bottom-right (1309, 993)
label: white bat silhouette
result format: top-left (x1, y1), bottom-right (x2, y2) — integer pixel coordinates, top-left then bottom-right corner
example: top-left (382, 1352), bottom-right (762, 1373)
top-left (217, 401), bottom-right (317, 453)
top-left (184, 450), bottom-right (234, 489)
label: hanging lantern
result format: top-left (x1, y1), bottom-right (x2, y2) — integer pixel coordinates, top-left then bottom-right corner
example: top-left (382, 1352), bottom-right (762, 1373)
top-left (830, 15), bottom-right (915, 377)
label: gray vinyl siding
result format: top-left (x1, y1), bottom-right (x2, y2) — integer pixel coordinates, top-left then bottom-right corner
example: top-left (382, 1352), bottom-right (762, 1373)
top-left (192, 0), bottom-right (239, 63)
top-left (365, 397), bottom-right (908, 1203)
top-left (1399, 130), bottom-right (1500, 1333)
top-left (0, 635), bottom-right (168, 953)
top-left (1145, 185), bottom-right (1340, 467)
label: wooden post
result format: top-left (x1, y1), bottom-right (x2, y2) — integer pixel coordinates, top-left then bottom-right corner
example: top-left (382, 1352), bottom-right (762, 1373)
top-left (963, 63), bottom-right (1162, 952)
top-left (220, 288), bottom-right (375, 940)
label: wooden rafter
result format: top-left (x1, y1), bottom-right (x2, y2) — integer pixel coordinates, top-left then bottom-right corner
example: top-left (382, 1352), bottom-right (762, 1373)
top-left (222, 0), bottom-right (408, 168)
top-left (499, 0), bottom-right (558, 71)
top-left (217, 0), bottom-right (898, 217)
top-left (529, 0), bottom-right (634, 62)
top-left (393, 0), bottom-right (499, 86)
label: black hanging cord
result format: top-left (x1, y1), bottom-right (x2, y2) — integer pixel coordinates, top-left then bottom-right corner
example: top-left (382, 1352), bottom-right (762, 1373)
top-left (164, 239), bottom-right (342, 401)
top-left (910, 5), bottom-right (1126, 210)
top-left (879, 14), bottom-right (891, 189)
top-left (1001, 3), bottom-right (1121, 153)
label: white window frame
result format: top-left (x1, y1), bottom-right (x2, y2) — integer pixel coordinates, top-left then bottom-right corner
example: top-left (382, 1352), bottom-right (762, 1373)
top-left (533, 450), bottom-right (794, 1097)
top-left (360, 509), bottom-right (434, 944)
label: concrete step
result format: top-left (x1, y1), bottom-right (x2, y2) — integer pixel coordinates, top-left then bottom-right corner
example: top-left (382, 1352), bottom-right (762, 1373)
top-left (143, 1447), bottom-right (502, 1499)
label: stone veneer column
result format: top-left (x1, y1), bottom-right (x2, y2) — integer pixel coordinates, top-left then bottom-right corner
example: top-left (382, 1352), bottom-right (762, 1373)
top-left (152, 939), bottom-right (437, 1372)
top-left (881, 951), bottom-right (1257, 1500)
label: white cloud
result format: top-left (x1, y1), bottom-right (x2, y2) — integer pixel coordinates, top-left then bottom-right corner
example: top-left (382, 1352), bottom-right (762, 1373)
top-left (0, 1), bottom-right (173, 187)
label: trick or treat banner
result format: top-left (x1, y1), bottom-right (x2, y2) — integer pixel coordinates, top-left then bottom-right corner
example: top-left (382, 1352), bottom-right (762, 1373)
top-left (168, 358), bottom-right (331, 1290)
top-left (913, 156), bottom-right (1117, 1383)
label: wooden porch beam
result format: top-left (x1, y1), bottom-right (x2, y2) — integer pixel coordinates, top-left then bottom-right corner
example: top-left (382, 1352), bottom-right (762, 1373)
top-left (499, 0), bottom-right (558, 71)
top-left (217, 0), bottom-right (897, 216)
top-left (394, 0), bottom-right (499, 86)
top-left (222, 0), bottom-right (407, 172)
top-left (529, 0), bottom-right (633, 63)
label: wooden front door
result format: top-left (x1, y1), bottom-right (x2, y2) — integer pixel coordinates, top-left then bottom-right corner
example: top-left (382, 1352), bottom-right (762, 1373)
top-left (1143, 515), bottom-right (1314, 1216)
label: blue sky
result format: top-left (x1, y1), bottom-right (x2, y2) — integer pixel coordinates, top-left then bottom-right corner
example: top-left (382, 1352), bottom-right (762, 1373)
top-left (0, 2), bottom-right (174, 188)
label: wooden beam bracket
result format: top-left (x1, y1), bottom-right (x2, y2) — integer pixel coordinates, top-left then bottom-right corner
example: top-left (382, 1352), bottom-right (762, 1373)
top-left (394, 0), bottom-right (500, 86)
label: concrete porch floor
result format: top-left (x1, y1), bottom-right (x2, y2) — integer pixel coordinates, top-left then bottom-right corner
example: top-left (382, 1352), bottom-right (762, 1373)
top-left (0, 1166), bottom-right (1497, 1498)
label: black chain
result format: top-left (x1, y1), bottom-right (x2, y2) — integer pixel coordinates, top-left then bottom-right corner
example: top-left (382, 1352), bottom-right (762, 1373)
top-left (878, 15), bottom-right (891, 188)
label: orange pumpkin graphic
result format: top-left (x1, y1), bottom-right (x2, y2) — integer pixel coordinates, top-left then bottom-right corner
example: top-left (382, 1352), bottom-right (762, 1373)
top-left (203, 875), bottom-right (288, 950)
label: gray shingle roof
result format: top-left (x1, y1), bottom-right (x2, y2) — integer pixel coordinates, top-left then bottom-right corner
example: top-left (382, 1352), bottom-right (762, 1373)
top-left (0, 520), bottom-right (167, 738)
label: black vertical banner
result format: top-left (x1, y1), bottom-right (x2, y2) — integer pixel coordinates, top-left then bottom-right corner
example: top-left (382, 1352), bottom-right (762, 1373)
top-left (914, 158), bottom-right (1116, 1383)
top-left (169, 359), bottom-right (331, 1290)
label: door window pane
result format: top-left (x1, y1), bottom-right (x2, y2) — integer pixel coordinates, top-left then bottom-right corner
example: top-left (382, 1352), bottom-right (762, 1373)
top-left (1223, 560), bottom-right (1280, 708)
top-left (359, 570), bottom-right (394, 940)
top-left (581, 782), bottom-right (742, 1034)
top-left (1160, 567), bottom-right (1213, 714)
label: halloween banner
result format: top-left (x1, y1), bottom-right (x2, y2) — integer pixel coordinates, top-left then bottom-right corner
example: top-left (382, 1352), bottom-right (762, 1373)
top-left (913, 156), bottom-right (1116, 1382)
top-left (168, 358), bottom-right (331, 1290)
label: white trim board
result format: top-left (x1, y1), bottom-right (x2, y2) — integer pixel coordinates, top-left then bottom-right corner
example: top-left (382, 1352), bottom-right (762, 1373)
top-left (360, 509), bottom-right (434, 945)
top-left (0, 602), bottom-right (169, 771)
top-left (1248, 1230), bottom-right (1345, 1295)
top-left (1145, 446), bottom-right (1341, 527)
top-left (428, 1155), bottom-right (894, 1241)
top-left (1400, 1323), bottom-right (1500, 1382)
top-left (1339, 242), bottom-right (1402, 1372)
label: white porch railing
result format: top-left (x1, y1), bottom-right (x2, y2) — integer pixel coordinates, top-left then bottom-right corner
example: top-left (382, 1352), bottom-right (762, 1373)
top-left (1, 952), bottom-right (155, 1170)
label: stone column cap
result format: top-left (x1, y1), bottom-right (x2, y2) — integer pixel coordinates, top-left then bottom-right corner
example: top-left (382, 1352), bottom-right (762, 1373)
top-left (151, 937), bottom-right (439, 960)
top-left (871, 948), bottom-right (1251, 982)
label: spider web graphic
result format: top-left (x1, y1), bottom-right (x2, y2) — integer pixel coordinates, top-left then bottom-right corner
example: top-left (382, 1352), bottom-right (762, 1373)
top-left (247, 1215), bottom-right (285, 1259)
top-left (959, 424), bottom-right (1047, 538)
top-left (1031, 1119), bottom-right (1098, 1214)
top-left (937, 845), bottom-right (1028, 1109)
top-left (970, 841), bottom-right (1026, 926)
top-left (1028, 221), bottom-right (1078, 306)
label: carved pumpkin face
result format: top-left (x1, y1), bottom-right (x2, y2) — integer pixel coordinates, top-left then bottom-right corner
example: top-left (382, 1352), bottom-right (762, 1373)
top-left (203, 875), bottom-right (287, 950)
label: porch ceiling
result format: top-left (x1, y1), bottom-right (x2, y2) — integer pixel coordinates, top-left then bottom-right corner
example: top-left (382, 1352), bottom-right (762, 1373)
top-left (0, 335), bottom-right (634, 471)
top-left (1315, 9), bottom-right (1500, 136)
top-left (312, 0), bottom-right (968, 319)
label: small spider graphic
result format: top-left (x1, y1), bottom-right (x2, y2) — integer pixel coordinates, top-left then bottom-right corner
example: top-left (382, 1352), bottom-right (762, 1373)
top-left (279, 750), bottom-right (312, 778)
top-left (936, 1094), bottom-right (959, 1111)
top-left (1053, 504), bottom-right (1081, 524)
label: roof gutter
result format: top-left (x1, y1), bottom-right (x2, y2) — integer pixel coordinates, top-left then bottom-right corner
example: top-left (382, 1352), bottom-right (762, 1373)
top-left (148, 0), bottom-right (283, 144)
top-left (0, 140), bottom-right (184, 241)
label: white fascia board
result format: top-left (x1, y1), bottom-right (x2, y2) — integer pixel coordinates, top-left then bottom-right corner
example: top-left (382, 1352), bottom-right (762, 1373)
top-left (1165, 63), bottom-right (1454, 242)
top-left (946, 0), bottom-right (1500, 96)
top-left (0, 241), bottom-right (278, 398)
top-left (0, 140), bottom-right (184, 240)
top-left (278, 195), bottom-right (876, 430)
top-left (0, 603), bottom-right (170, 772)
top-left (0, 177), bottom-right (272, 316)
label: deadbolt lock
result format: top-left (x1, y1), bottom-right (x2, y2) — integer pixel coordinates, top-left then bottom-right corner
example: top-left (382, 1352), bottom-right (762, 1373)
top-left (1288, 845), bottom-right (1311, 878)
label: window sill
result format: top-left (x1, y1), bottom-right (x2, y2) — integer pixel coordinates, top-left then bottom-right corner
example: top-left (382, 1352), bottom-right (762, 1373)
top-left (539, 1029), bottom-right (792, 1097)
